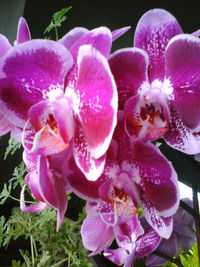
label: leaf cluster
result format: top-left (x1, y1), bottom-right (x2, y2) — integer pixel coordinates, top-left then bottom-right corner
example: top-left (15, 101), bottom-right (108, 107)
top-left (4, 137), bottom-right (22, 160)
top-left (44, 7), bottom-right (72, 35)
top-left (0, 161), bottom-right (26, 205)
top-left (1, 207), bottom-right (92, 267)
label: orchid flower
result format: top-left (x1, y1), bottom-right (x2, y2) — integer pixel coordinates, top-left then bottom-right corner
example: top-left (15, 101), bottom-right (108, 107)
top-left (20, 147), bottom-right (70, 230)
top-left (109, 8), bottom-right (200, 154)
top-left (81, 192), bottom-right (160, 267)
top-left (0, 17), bottom-right (31, 138)
top-left (0, 27), bottom-right (118, 181)
top-left (66, 113), bottom-right (179, 239)
top-left (145, 198), bottom-right (196, 266)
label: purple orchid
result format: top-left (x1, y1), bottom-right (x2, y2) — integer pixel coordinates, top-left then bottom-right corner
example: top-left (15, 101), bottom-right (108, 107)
top-left (20, 148), bottom-right (70, 230)
top-left (65, 113), bottom-right (179, 239)
top-left (81, 192), bottom-right (161, 267)
top-left (0, 26), bottom-right (118, 181)
top-left (145, 198), bottom-right (196, 266)
top-left (0, 17), bottom-right (31, 138)
top-left (109, 8), bottom-right (200, 154)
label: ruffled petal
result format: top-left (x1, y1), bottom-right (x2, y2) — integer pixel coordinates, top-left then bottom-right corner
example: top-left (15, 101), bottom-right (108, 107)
top-left (75, 45), bottom-right (118, 158)
top-left (109, 48), bottom-right (149, 109)
top-left (164, 103), bottom-right (200, 154)
top-left (112, 26), bottom-right (131, 41)
top-left (81, 211), bottom-right (114, 255)
top-left (133, 141), bottom-right (179, 217)
top-left (39, 156), bottom-right (68, 230)
top-left (59, 27), bottom-right (89, 50)
top-left (16, 17), bottom-right (31, 44)
top-left (73, 120), bottom-right (106, 181)
top-left (0, 34), bottom-right (11, 57)
top-left (139, 190), bottom-right (173, 239)
top-left (134, 9), bottom-right (182, 82)
top-left (70, 26), bottom-right (112, 59)
top-left (0, 40), bottom-right (73, 127)
top-left (165, 34), bottom-right (200, 130)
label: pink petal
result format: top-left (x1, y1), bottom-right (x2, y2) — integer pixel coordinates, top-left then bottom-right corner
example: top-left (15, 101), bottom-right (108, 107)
top-left (81, 211), bottom-right (114, 255)
top-left (165, 34), bottom-right (200, 130)
top-left (104, 247), bottom-right (129, 266)
top-left (39, 156), bottom-right (68, 230)
top-left (16, 17), bottom-right (31, 44)
top-left (64, 149), bottom-right (106, 200)
top-left (112, 26), bottom-right (131, 42)
top-left (164, 103), bottom-right (200, 154)
top-left (20, 185), bottom-right (47, 212)
top-left (0, 34), bottom-right (11, 57)
top-left (76, 45), bottom-right (118, 158)
top-left (135, 228), bottom-right (161, 258)
top-left (0, 113), bottom-right (13, 135)
top-left (134, 9), bottom-right (182, 82)
top-left (0, 40), bottom-right (73, 127)
top-left (24, 101), bottom-right (69, 155)
top-left (139, 190), bottom-right (173, 239)
top-left (59, 27), bottom-right (89, 50)
top-left (133, 141), bottom-right (179, 217)
top-left (70, 27), bottom-right (112, 59)
top-left (73, 120), bottom-right (106, 181)
top-left (109, 48), bottom-right (149, 109)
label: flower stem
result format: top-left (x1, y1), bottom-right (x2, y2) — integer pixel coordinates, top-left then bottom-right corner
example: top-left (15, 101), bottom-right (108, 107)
top-left (55, 26), bottom-right (58, 41)
top-left (30, 235), bottom-right (35, 266)
top-left (192, 184), bottom-right (200, 265)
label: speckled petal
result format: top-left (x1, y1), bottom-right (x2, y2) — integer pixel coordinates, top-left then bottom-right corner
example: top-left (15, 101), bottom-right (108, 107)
top-left (164, 103), bottom-right (200, 154)
top-left (166, 34), bottom-right (200, 130)
top-left (133, 141), bottom-right (179, 217)
top-left (109, 48), bottom-right (148, 109)
top-left (73, 120), bottom-right (106, 181)
top-left (75, 45), bottom-right (118, 159)
top-left (0, 40), bottom-right (73, 127)
top-left (139, 190), bottom-right (173, 239)
top-left (134, 9), bottom-right (182, 82)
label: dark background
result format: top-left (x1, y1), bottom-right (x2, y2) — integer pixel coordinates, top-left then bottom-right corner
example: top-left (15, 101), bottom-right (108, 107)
top-left (1, 0), bottom-right (200, 265)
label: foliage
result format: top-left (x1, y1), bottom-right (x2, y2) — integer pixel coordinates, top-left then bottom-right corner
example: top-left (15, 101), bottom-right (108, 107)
top-left (44, 7), bottom-right (72, 40)
top-left (4, 137), bottom-right (21, 160)
top-left (1, 207), bottom-right (92, 267)
top-left (0, 161), bottom-right (26, 204)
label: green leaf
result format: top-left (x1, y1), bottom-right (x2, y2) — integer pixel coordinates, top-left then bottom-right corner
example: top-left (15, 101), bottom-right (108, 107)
top-left (44, 6), bottom-right (72, 36)
top-left (4, 137), bottom-right (21, 160)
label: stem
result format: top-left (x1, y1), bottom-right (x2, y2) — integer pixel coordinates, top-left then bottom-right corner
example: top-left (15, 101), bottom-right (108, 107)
top-left (192, 184), bottom-right (200, 265)
top-left (9, 195), bottom-right (36, 204)
top-left (30, 236), bottom-right (35, 266)
top-left (55, 26), bottom-right (58, 41)
top-left (180, 200), bottom-right (200, 220)
top-left (153, 251), bottom-right (183, 267)
top-left (51, 258), bottom-right (68, 267)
